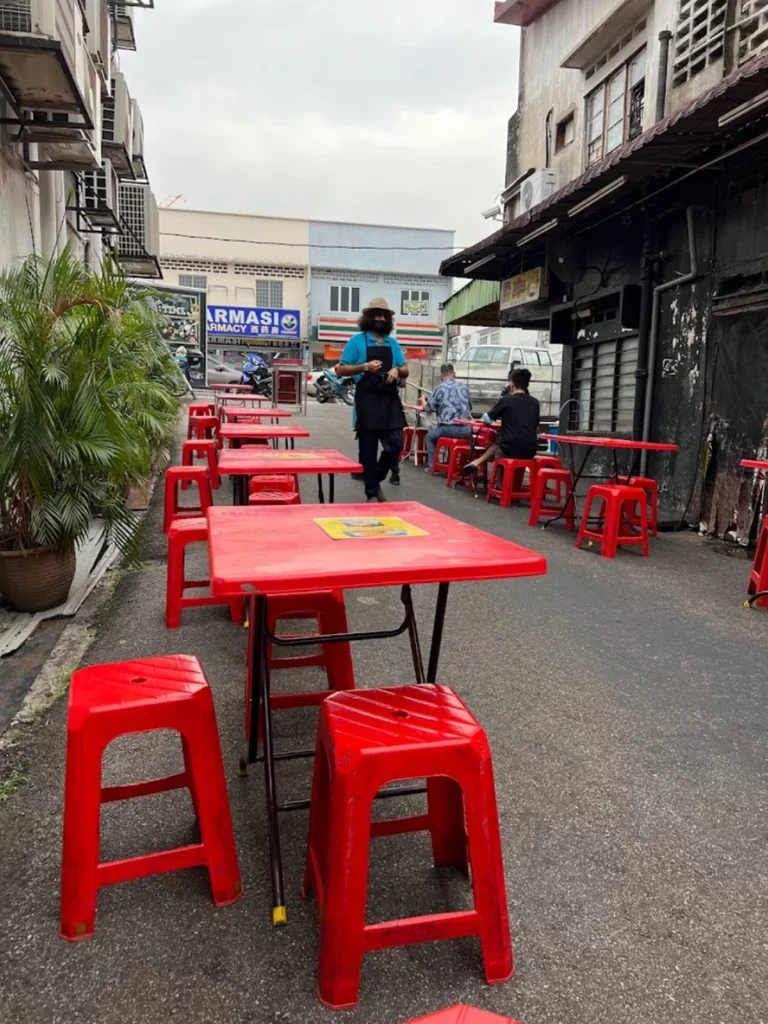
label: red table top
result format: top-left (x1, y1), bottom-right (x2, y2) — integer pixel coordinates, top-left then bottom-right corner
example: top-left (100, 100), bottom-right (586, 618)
top-left (218, 423), bottom-right (310, 440)
top-left (209, 383), bottom-right (251, 391)
top-left (541, 434), bottom-right (678, 452)
top-left (207, 501), bottom-right (547, 597)
top-left (218, 406), bottom-right (292, 419)
top-left (741, 459), bottom-right (768, 470)
top-left (217, 448), bottom-right (362, 477)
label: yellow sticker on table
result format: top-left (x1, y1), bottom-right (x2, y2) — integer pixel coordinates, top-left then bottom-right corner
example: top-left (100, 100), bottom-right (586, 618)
top-left (314, 517), bottom-right (428, 540)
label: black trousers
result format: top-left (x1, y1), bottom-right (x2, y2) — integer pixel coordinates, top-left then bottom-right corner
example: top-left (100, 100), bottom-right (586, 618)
top-left (358, 429), bottom-right (404, 497)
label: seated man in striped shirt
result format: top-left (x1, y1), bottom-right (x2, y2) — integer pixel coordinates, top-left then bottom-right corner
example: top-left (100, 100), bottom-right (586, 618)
top-left (419, 364), bottom-right (474, 470)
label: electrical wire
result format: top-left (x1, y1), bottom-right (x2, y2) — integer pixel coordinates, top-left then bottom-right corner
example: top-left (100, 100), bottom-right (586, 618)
top-left (159, 232), bottom-right (461, 252)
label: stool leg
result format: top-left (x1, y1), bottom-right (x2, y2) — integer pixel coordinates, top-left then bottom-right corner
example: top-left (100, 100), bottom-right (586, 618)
top-left (316, 770), bottom-right (371, 1009)
top-left (60, 734), bottom-right (103, 940)
top-left (181, 735), bottom-right (200, 823)
top-left (183, 701), bottom-right (242, 907)
top-left (602, 497), bottom-right (619, 559)
top-left (181, 446), bottom-right (193, 490)
top-left (575, 491), bottom-right (594, 550)
top-left (165, 533), bottom-right (185, 629)
top-left (318, 591), bottom-right (355, 692)
top-left (206, 447), bottom-right (220, 490)
top-left (426, 776), bottom-right (468, 872)
top-left (462, 761), bottom-right (514, 985)
top-left (302, 737), bottom-right (330, 902)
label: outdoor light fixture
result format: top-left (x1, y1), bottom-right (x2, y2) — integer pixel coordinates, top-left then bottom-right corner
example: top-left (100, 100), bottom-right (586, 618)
top-left (718, 89), bottom-right (768, 127)
top-left (516, 219), bottom-right (559, 247)
top-left (464, 253), bottom-right (498, 273)
top-left (567, 176), bottom-right (628, 217)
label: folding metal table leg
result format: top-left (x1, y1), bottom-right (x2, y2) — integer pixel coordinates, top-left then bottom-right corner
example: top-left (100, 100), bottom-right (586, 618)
top-left (317, 473), bottom-right (325, 503)
top-left (427, 582), bottom-right (450, 683)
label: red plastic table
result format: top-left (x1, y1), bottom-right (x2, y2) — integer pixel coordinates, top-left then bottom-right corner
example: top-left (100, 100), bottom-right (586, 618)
top-left (218, 423), bottom-right (310, 451)
top-left (207, 501), bottom-right (547, 921)
top-left (218, 448), bottom-right (362, 505)
top-left (540, 433), bottom-right (678, 528)
top-left (218, 405), bottom-right (292, 424)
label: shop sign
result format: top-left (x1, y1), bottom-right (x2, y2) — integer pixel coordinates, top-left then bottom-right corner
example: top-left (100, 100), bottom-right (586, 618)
top-left (207, 305), bottom-right (301, 339)
top-left (324, 344), bottom-right (344, 359)
top-left (500, 267), bottom-right (548, 310)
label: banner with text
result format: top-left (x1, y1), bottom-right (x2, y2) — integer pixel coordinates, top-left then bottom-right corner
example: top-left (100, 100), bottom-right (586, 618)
top-left (207, 305), bottom-right (301, 339)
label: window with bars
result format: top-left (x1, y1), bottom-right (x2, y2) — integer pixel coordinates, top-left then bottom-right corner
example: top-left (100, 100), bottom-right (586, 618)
top-left (401, 290), bottom-right (430, 317)
top-left (736, 0), bottom-right (768, 65)
top-left (329, 285), bottom-right (361, 313)
top-left (569, 336), bottom-right (639, 434)
top-left (585, 49), bottom-right (646, 166)
top-left (179, 274), bottom-right (207, 290)
top-left (672, 0), bottom-right (727, 88)
top-left (256, 280), bottom-right (284, 307)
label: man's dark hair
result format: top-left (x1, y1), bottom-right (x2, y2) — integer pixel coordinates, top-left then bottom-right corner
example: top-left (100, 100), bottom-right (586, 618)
top-left (510, 367), bottom-right (532, 391)
top-left (358, 309), bottom-right (393, 335)
top-left (440, 363), bottom-right (455, 375)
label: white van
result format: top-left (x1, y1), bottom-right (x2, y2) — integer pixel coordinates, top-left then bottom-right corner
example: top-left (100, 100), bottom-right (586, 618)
top-left (452, 344), bottom-right (559, 418)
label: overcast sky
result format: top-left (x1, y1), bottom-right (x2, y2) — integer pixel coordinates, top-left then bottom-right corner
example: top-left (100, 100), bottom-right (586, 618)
top-left (122, 0), bottom-right (519, 254)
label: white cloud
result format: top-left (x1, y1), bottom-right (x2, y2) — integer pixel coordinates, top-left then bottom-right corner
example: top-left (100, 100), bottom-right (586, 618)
top-left (122, 0), bottom-right (520, 250)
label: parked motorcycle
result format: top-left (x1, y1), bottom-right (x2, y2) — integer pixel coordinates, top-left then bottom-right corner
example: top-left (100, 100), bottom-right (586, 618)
top-left (314, 367), bottom-right (355, 406)
top-left (240, 356), bottom-right (272, 398)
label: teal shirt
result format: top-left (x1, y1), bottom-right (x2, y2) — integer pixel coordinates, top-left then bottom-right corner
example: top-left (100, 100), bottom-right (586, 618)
top-left (340, 332), bottom-right (406, 428)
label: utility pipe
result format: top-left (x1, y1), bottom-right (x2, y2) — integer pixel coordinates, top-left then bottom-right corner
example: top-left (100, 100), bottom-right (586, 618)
top-left (640, 205), bottom-right (700, 475)
top-left (656, 31), bottom-right (672, 122)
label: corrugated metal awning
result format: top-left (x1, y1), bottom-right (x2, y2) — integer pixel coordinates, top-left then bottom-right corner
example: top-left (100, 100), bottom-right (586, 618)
top-left (443, 279), bottom-right (501, 326)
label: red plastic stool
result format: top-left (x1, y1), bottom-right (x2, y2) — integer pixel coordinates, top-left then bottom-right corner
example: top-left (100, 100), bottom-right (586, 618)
top-left (431, 437), bottom-right (471, 479)
top-left (535, 454), bottom-right (561, 471)
top-left (165, 519), bottom-right (244, 629)
top-left (244, 591), bottom-right (355, 740)
top-left (188, 402), bottom-right (214, 418)
top-left (408, 1007), bottom-right (522, 1024)
top-left (248, 474), bottom-right (298, 495)
top-left (613, 475), bottom-right (659, 536)
top-left (576, 484), bottom-right (649, 558)
top-left (248, 490), bottom-right (301, 506)
top-left (187, 415), bottom-right (219, 442)
top-left (528, 467), bottom-right (575, 529)
top-left (486, 459), bottom-right (537, 508)
top-left (163, 466), bottom-right (213, 534)
top-left (400, 426), bottom-right (415, 463)
top-left (303, 685), bottom-right (513, 1009)
top-left (181, 439), bottom-right (220, 490)
top-left (747, 514), bottom-right (768, 608)
top-left (60, 655), bottom-right (241, 940)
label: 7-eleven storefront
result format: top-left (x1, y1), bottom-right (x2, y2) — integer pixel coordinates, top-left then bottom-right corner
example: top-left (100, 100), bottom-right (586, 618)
top-left (315, 317), bottom-right (444, 366)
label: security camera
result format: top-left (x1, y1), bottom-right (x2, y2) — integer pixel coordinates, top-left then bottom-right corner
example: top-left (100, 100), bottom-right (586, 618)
top-left (482, 204), bottom-right (503, 220)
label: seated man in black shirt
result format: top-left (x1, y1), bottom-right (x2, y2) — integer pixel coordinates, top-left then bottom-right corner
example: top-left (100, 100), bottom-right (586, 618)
top-left (463, 367), bottom-right (540, 475)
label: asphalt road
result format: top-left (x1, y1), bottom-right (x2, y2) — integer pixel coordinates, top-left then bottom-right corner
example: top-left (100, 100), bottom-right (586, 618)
top-left (1, 401), bottom-right (766, 1024)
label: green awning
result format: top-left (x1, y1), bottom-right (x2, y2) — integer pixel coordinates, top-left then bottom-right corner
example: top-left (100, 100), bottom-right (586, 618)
top-left (443, 279), bottom-right (501, 327)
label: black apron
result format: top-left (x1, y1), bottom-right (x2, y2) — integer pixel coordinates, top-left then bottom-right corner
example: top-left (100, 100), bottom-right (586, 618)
top-left (354, 341), bottom-right (406, 432)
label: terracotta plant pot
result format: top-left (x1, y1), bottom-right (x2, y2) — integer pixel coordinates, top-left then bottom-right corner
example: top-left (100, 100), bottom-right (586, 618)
top-left (0, 544), bottom-right (77, 613)
top-left (126, 480), bottom-right (151, 511)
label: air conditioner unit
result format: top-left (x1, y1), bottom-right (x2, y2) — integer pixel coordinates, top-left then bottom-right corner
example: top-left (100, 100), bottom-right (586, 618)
top-left (102, 71), bottom-right (134, 178)
top-left (520, 169), bottom-right (559, 214)
top-left (130, 97), bottom-right (147, 179)
top-left (110, 1), bottom-right (136, 50)
top-left (80, 158), bottom-right (120, 230)
top-left (25, 79), bottom-right (102, 171)
top-left (86, 0), bottom-right (111, 93)
top-left (117, 182), bottom-right (161, 277)
top-left (0, 0), bottom-right (99, 127)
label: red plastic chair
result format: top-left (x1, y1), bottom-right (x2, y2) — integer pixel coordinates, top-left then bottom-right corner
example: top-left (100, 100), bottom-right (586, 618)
top-left (400, 426), bottom-right (415, 463)
top-left (187, 414), bottom-right (219, 442)
top-left (747, 514), bottom-right (768, 607)
top-left (163, 466), bottom-right (213, 534)
top-left (407, 1006), bottom-right (522, 1024)
top-left (576, 484), bottom-right (649, 558)
top-left (60, 655), bottom-right (241, 941)
top-left (528, 467), bottom-right (575, 529)
top-left (165, 518), bottom-right (245, 629)
top-left (244, 591), bottom-right (355, 740)
top-left (248, 474), bottom-right (298, 495)
top-left (248, 490), bottom-right (301, 506)
top-left (303, 685), bottom-right (513, 1009)
top-left (486, 459), bottom-right (537, 508)
top-left (431, 437), bottom-right (471, 481)
top-left (181, 439), bottom-right (220, 490)
top-left (188, 402), bottom-right (214, 419)
top-left (534, 454), bottom-right (561, 471)
top-left (613, 474), bottom-right (659, 536)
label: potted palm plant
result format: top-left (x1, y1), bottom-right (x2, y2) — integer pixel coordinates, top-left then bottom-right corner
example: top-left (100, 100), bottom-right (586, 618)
top-left (0, 248), bottom-right (183, 612)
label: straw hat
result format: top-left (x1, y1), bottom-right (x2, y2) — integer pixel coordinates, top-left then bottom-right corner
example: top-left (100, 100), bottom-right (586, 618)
top-left (363, 296), bottom-right (395, 314)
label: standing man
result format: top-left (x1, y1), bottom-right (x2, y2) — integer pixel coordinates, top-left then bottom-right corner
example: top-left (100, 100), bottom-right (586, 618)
top-left (337, 298), bottom-right (408, 502)
top-left (419, 364), bottom-right (474, 470)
